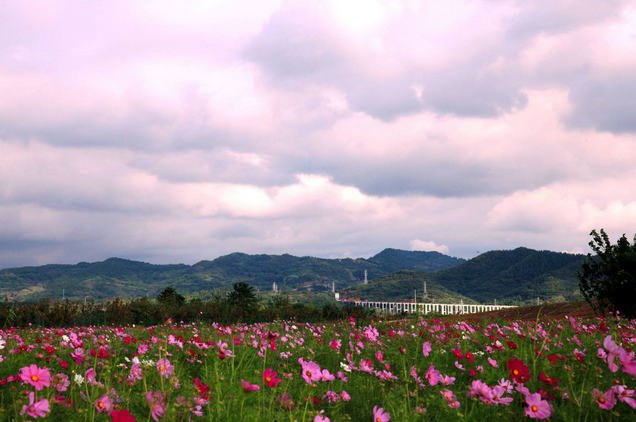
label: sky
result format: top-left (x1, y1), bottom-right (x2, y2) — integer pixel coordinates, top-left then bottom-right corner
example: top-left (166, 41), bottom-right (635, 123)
top-left (1, 0), bottom-right (636, 269)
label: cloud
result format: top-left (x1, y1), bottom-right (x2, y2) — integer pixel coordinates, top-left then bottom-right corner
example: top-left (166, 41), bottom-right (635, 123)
top-left (409, 239), bottom-right (450, 255)
top-left (1, 0), bottom-right (636, 269)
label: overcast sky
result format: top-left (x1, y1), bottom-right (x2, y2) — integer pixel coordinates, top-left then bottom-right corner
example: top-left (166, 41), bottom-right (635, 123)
top-left (1, 0), bottom-right (636, 269)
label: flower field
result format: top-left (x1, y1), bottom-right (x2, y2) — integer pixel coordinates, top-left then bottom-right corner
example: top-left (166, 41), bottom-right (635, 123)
top-left (0, 312), bottom-right (635, 421)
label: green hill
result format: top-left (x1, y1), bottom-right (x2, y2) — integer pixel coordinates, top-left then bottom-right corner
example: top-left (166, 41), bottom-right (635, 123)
top-left (345, 248), bottom-right (585, 305)
top-left (0, 249), bottom-right (464, 302)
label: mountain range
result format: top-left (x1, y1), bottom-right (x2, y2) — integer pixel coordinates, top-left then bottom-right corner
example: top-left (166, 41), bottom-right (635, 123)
top-left (0, 247), bottom-right (585, 305)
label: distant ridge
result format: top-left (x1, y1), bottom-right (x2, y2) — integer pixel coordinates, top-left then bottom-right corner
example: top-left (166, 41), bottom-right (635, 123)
top-left (346, 247), bottom-right (586, 305)
top-left (0, 249), bottom-right (464, 302)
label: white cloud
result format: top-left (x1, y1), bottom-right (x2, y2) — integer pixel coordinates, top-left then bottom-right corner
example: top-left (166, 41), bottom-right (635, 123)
top-left (409, 239), bottom-right (450, 255)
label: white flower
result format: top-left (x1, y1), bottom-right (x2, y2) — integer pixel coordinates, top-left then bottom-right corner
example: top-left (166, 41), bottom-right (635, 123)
top-left (0, 336), bottom-right (6, 350)
top-left (132, 357), bottom-right (140, 365)
top-left (62, 335), bottom-right (70, 342)
top-left (74, 374), bottom-right (84, 385)
top-left (340, 362), bottom-right (351, 372)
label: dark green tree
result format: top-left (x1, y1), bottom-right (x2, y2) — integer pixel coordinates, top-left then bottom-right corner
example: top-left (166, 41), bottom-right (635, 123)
top-left (577, 229), bottom-right (636, 318)
top-left (227, 282), bottom-right (259, 318)
top-left (156, 286), bottom-right (186, 307)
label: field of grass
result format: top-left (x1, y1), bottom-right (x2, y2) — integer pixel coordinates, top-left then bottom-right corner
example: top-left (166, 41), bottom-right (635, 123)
top-left (0, 310), bottom-right (634, 421)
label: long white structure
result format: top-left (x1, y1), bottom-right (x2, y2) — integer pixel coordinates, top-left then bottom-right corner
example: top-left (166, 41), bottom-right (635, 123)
top-left (351, 300), bottom-right (515, 315)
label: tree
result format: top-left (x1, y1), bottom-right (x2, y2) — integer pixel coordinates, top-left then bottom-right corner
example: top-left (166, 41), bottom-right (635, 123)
top-left (577, 229), bottom-right (636, 319)
top-left (227, 282), bottom-right (259, 318)
top-left (156, 286), bottom-right (186, 307)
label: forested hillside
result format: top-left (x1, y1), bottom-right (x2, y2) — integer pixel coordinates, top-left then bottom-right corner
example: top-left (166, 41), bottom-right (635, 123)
top-left (345, 248), bottom-right (585, 305)
top-left (0, 249), bottom-right (463, 302)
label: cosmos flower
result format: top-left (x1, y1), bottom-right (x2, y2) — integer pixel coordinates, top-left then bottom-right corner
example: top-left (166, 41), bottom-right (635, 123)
top-left (95, 393), bottom-right (111, 413)
top-left (525, 393), bottom-right (553, 419)
top-left (20, 392), bottom-right (50, 419)
top-left (111, 409), bottom-right (136, 422)
top-left (241, 379), bottom-right (260, 392)
top-left (507, 358), bottom-right (530, 383)
top-left (301, 361), bottom-right (322, 384)
top-left (263, 368), bottom-right (282, 387)
top-left (19, 364), bottom-right (51, 391)
top-left (372, 405), bottom-right (390, 422)
top-left (146, 391), bottom-right (166, 421)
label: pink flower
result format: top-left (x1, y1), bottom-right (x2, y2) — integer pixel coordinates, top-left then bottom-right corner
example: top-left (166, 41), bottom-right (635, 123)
top-left (20, 392), bottom-right (50, 419)
top-left (373, 405), bottom-right (390, 422)
top-left (129, 363), bottom-right (142, 382)
top-left (614, 385), bottom-right (636, 409)
top-left (19, 364), bottom-right (51, 391)
top-left (320, 369), bottom-right (335, 381)
top-left (491, 386), bottom-right (513, 406)
top-left (341, 390), bottom-right (351, 401)
top-left (441, 375), bottom-right (455, 386)
top-left (425, 365), bottom-right (441, 386)
top-left (315, 414), bottom-right (330, 422)
top-left (422, 342), bottom-right (432, 357)
top-left (156, 358), bottom-right (174, 379)
top-left (95, 393), bottom-right (111, 413)
top-left (488, 357), bottom-right (498, 368)
top-left (241, 379), bottom-right (260, 392)
top-left (301, 361), bottom-right (322, 384)
top-left (146, 390), bottom-right (166, 421)
top-left (447, 399), bottom-right (461, 409)
top-left (51, 373), bottom-right (70, 392)
top-left (592, 388), bottom-right (617, 410)
top-left (525, 393), bottom-right (553, 419)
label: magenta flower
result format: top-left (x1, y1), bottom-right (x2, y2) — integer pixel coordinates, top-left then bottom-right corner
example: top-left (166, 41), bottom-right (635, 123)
top-left (614, 385), bottom-right (636, 409)
top-left (19, 364), bottom-right (51, 391)
top-left (95, 393), bottom-right (111, 413)
top-left (51, 373), bottom-right (70, 392)
top-left (20, 392), bottom-right (50, 418)
top-left (425, 365), bottom-right (441, 386)
top-left (156, 358), bottom-right (174, 379)
top-left (320, 369), bottom-right (335, 381)
top-left (129, 363), bottom-right (142, 382)
top-left (263, 368), bottom-right (282, 387)
top-left (592, 388), bottom-right (617, 410)
top-left (422, 342), bottom-right (432, 357)
top-left (372, 405), bottom-right (390, 422)
top-left (146, 390), bottom-right (166, 421)
top-left (241, 379), bottom-right (260, 392)
top-left (525, 393), bottom-right (553, 419)
top-left (301, 361), bottom-right (322, 384)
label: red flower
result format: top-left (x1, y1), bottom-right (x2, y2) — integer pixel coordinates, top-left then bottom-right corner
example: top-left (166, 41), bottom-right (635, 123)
top-left (465, 351), bottom-right (475, 364)
top-left (263, 368), bottom-right (282, 388)
top-left (452, 348), bottom-right (464, 361)
top-left (537, 388), bottom-right (557, 401)
top-left (194, 378), bottom-right (211, 397)
top-left (468, 368), bottom-right (478, 377)
top-left (538, 372), bottom-right (560, 386)
top-left (547, 355), bottom-right (557, 366)
top-left (507, 340), bottom-right (517, 350)
top-left (111, 409), bottom-right (136, 422)
top-left (507, 358), bottom-right (530, 383)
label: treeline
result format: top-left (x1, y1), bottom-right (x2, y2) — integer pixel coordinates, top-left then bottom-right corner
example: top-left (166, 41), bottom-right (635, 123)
top-left (0, 285), bottom-right (374, 327)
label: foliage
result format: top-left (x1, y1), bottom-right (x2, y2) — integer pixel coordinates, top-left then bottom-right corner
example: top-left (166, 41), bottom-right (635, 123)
top-left (577, 229), bottom-right (636, 319)
top-left (156, 286), bottom-right (186, 306)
